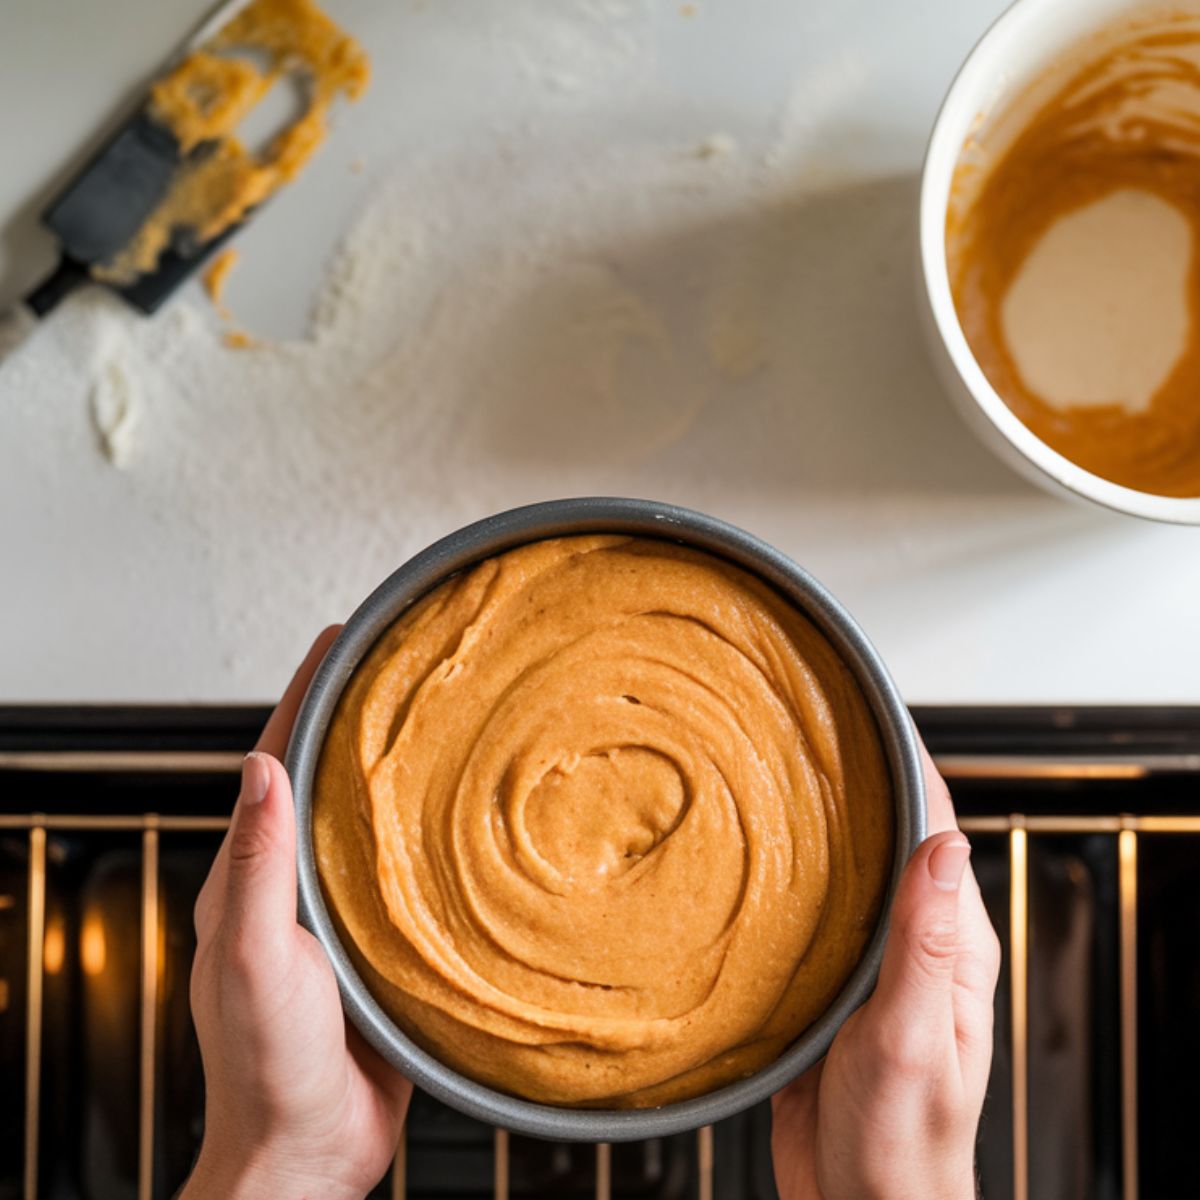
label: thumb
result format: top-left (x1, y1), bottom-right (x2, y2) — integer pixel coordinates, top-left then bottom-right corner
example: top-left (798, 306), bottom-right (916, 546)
top-left (871, 831), bottom-right (972, 1020)
top-left (222, 752), bottom-right (298, 941)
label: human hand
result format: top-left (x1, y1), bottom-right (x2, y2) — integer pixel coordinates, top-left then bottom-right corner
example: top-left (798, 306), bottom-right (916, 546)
top-left (180, 628), bottom-right (412, 1200)
top-left (771, 741), bottom-right (1000, 1200)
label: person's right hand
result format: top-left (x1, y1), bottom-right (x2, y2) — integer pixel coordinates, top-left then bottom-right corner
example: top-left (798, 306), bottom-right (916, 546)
top-left (771, 743), bottom-right (1001, 1200)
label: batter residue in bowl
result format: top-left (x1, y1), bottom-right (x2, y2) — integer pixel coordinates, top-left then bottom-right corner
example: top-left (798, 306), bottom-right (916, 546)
top-left (313, 535), bottom-right (893, 1108)
top-left (948, 14), bottom-right (1200, 497)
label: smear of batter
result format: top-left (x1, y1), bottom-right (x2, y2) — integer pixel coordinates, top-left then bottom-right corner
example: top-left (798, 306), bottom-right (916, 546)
top-left (948, 14), bottom-right (1200, 497)
top-left (96, 0), bottom-right (369, 284)
top-left (202, 247), bottom-right (239, 309)
top-left (314, 535), bottom-right (894, 1107)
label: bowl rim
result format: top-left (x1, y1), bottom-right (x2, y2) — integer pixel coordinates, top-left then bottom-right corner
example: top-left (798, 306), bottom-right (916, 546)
top-left (285, 497), bottom-right (926, 1142)
top-left (918, 0), bottom-right (1200, 525)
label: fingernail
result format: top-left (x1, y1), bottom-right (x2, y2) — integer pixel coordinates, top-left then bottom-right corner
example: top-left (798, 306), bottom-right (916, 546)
top-left (928, 837), bottom-right (971, 891)
top-left (241, 752), bottom-right (271, 806)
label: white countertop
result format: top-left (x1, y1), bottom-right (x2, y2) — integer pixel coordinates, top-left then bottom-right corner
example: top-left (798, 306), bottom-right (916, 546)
top-left (2, 0), bottom-right (1198, 706)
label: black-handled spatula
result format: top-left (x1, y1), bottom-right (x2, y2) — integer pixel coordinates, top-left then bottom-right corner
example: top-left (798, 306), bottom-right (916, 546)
top-left (27, 110), bottom-right (244, 318)
top-left (1, 0), bottom-right (366, 356)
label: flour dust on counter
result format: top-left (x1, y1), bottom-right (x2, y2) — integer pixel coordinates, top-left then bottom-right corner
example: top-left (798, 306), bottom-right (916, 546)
top-left (490, 0), bottom-right (654, 96)
top-left (0, 55), bottom-right (806, 681)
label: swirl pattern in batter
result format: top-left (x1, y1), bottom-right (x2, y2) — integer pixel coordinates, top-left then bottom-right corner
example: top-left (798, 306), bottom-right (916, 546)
top-left (314, 535), bottom-right (893, 1107)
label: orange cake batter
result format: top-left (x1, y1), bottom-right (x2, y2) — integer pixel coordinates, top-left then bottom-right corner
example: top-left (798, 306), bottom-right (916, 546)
top-left (313, 535), bottom-right (893, 1108)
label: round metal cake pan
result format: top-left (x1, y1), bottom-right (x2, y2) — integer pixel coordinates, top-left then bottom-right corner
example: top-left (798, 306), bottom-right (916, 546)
top-left (286, 496), bottom-right (927, 1142)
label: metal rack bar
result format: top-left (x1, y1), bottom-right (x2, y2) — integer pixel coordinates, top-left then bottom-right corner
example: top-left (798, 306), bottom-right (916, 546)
top-left (1133, 815), bottom-right (1200, 833)
top-left (2, 813), bottom-right (1197, 835)
top-left (23, 827), bottom-right (46, 1200)
top-left (697, 1124), bottom-right (714, 1200)
top-left (4, 749), bottom-right (1200, 777)
top-left (959, 815), bottom-right (1200, 834)
top-left (0, 814), bottom-right (230, 831)
top-left (0, 750), bottom-right (245, 773)
top-left (938, 758), bottom-right (1152, 780)
top-left (595, 1142), bottom-right (611, 1200)
top-left (494, 1128), bottom-right (509, 1200)
top-left (1010, 822), bottom-right (1029, 1200)
top-left (138, 822), bottom-right (160, 1200)
top-left (1119, 827), bottom-right (1139, 1200)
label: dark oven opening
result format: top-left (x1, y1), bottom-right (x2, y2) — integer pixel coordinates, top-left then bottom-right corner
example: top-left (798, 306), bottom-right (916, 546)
top-left (2, 706), bottom-right (1198, 1200)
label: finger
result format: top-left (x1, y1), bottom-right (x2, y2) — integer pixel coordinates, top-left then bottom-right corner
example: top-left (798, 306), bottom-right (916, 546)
top-left (194, 753), bottom-right (269, 938)
top-left (916, 738), bottom-right (1001, 1007)
top-left (951, 870), bottom-right (1003, 1047)
top-left (195, 629), bottom-right (340, 943)
top-left (870, 830), bottom-right (972, 1027)
top-left (255, 625), bottom-right (343, 758)
top-left (219, 753), bottom-right (299, 947)
top-left (918, 738), bottom-right (958, 835)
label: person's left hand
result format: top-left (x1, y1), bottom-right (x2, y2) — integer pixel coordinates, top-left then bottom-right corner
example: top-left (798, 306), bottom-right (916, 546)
top-left (180, 628), bottom-right (412, 1200)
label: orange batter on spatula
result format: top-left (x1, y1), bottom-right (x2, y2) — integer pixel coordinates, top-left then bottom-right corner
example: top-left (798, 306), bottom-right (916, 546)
top-left (97, 0), bottom-right (368, 284)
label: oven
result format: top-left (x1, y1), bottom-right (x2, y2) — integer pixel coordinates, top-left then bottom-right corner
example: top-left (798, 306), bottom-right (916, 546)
top-left (2, 706), bottom-right (1198, 1199)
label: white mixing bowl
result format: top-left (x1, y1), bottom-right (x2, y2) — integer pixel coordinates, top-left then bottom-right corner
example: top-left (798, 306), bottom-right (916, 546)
top-left (919, 0), bottom-right (1200, 525)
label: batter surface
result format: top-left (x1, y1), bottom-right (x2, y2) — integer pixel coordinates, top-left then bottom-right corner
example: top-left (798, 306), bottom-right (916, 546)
top-left (948, 14), bottom-right (1200, 498)
top-left (314, 535), bottom-right (893, 1107)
